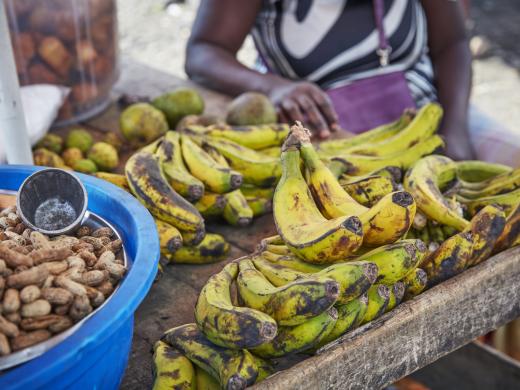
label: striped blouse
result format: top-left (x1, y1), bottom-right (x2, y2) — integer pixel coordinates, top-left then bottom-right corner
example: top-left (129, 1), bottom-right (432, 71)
top-left (252, 0), bottom-right (437, 106)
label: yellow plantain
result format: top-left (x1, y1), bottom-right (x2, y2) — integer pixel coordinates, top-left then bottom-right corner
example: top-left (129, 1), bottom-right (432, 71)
top-left (459, 188), bottom-right (520, 217)
top-left (344, 103), bottom-right (442, 157)
top-left (223, 190), bottom-right (254, 226)
top-left (237, 259), bottom-right (339, 326)
top-left (326, 158), bottom-right (351, 178)
top-left (251, 355), bottom-right (276, 383)
top-left (181, 135), bottom-right (243, 193)
top-left (385, 281), bottom-right (406, 313)
top-left (494, 201), bottom-right (520, 253)
top-left (245, 195), bottom-right (273, 217)
top-left (258, 145), bottom-right (282, 158)
top-left (341, 166), bottom-right (402, 184)
top-left (357, 239), bottom-right (427, 284)
top-left (361, 284), bottom-right (390, 324)
top-left (195, 366), bottom-right (220, 390)
top-left (162, 323), bottom-right (259, 389)
top-left (202, 136), bottom-right (282, 187)
top-left (152, 341), bottom-right (195, 390)
top-left (194, 263), bottom-right (277, 349)
top-left (464, 205), bottom-right (506, 266)
top-left (404, 155), bottom-right (469, 231)
top-left (260, 251), bottom-right (324, 273)
top-left (156, 219), bottom-right (183, 255)
top-left (458, 168), bottom-right (520, 198)
top-left (240, 184), bottom-right (275, 199)
top-left (156, 131), bottom-right (205, 201)
top-left (274, 130), bottom-right (363, 263)
top-left (422, 231), bottom-right (474, 286)
top-left (167, 233), bottom-right (229, 264)
top-left (403, 268), bottom-right (428, 300)
top-left (263, 244), bottom-right (292, 256)
top-left (456, 160), bottom-right (512, 184)
top-left (251, 308), bottom-right (338, 358)
top-left (92, 172), bottom-right (130, 191)
top-left (193, 192), bottom-right (227, 218)
top-left (339, 175), bottom-right (397, 207)
top-left (125, 149), bottom-right (204, 232)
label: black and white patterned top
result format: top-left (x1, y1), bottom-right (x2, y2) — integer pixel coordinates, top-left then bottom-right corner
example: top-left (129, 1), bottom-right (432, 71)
top-left (252, 0), bottom-right (437, 106)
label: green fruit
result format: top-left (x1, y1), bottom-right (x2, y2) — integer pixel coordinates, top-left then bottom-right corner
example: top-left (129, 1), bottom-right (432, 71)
top-left (87, 142), bottom-right (119, 171)
top-left (120, 103), bottom-right (169, 145)
top-left (152, 88), bottom-right (205, 128)
top-left (103, 132), bottom-right (123, 151)
top-left (35, 133), bottom-right (64, 154)
top-left (66, 129), bottom-right (94, 153)
top-left (226, 92), bottom-right (277, 126)
top-left (33, 148), bottom-right (67, 168)
top-left (73, 159), bottom-right (98, 173)
top-left (62, 147), bottom-right (83, 167)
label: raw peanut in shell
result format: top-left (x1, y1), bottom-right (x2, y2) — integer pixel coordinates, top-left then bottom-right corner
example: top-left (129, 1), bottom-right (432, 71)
top-left (78, 250), bottom-right (97, 267)
top-left (20, 285), bottom-right (41, 303)
top-left (0, 276), bottom-right (4, 296)
top-left (30, 231), bottom-right (50, 249)
top-left (5, 312), bottom-right (21, 325)
top-left (69, 295), bottom-right (92, 321)
top-left (49, 316), bottom-right (73, 333)
top-left (95, 251), bottom-right (126, 280)
top-left (80, 236), bottom-right (105, 250)
top-left (82, 270), bottom-right (108, 286)
top-left (0, 333), bottom-right (10, 356)
top-left (72, 241), bottom-right (94, 252)
top-left (32, 247), bottom-right (73, 265)
top-left (96, 280), bottom-right (114, 297)
top-left (42, 275), bottom-right (55, 288)
top-left (0, 260), bottom-right (6, 275)
top-left (86, 287), bottom-right (105, 307)
top-left (4, 231), bottom-right (26, 246)
top-left (11, 330), bottom-right (51, 351)
top-left (3, 289), bottom-right (21, 314)
top-left (41, 287), bottom-right (73, 306)
top-left (50, 235), bottom-right (79, 249)
top-left (20, 314), bottom-right (67, 331)
top-left (13, 223), bottom-right (26, 235)
top-left (0, 315), bottom-right (20, 337)
top-left (54, 275), bottom-right (87, 296)
top-left (7, 265), bottom-right (49, 289)
top-left (0, 244), bottom-right (33, 268)
top-left (21, 299), bottom-right (52, 318)
top-left (54, 304), bottom-right (71, 316)
top-left (63, 267), bottom-right (83, 283)
top-left (76, 226), bottom-right (91, 237)
top-left (45, 261), bottom-right (69, 275)
top-left (67, 256), bottom-right (86, 270)
top-left (92, 227), bottom-right (113, 238)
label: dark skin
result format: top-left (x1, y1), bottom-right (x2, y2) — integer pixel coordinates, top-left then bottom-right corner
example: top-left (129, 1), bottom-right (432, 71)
top-left (186, 0), bottom-right (474, 159)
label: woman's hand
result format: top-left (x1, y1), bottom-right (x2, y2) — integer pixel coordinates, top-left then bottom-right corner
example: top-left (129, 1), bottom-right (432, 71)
top-left (266, 79), bottom-right (340, 139)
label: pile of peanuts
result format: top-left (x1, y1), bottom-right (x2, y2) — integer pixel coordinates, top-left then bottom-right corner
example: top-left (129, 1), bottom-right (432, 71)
top-left (0, 205), bottom-right (126, 357)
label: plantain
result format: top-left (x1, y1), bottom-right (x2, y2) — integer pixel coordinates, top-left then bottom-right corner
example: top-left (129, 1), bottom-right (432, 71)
top-left (422, 231), bottom-right (474, 286)
top-left (237, 259), bottom-right (339, 326)
top-left (328, 135), bottom-right (445, 176)
top-left (156, 219), bottom-right (183, 255)
top-left (344, 103), bottom-right (442, 157)
top-left (194, 192), bottom-right (227, 218)
top-left (459, 188), bottom-right (520, 217)
top-left (318, 111), bottom-right (414, 155)
top-left (456, 160), bottom-right (512, 183)
top-left (339, 175), bottom-right (397, 207)
top-left (258, 145), bottom-right (282, 158)
top-left (223, 190), bottom-right (254, 226)
top-left (326, 158), bottom-right (351, 178)
top-left (341, 166), bottom-right (403, 185)
top-left (251, 308), bottom-right (338, 358)
top-left (263, 244), bottom-right (292, 256)
top-left (458, 168), bottom-right (520, 198)
top-left (315, 294), bottom-right (369, 348)
top-left (258, 235), bottom-right (284, 247)
top-left (385, 281), bottom-right (406, 312)
top-left (427, 222), bottom-right (445, 244)
top-left (202, 136), bottom-right (282, 187)
top-left (464, 205), bottom-right (506, 266)
top-left (194, 262), bottom-right (277, 349)
top-left (195, 366), bottom-right (220, 390)
top-left (494, 201), bottom-right (520, 254)
top-left (156, 131), bottom-right (205, 201)
top-left (251, 355), bottom-right (276, 382)
top-left (404, 155), bottom-right (469, 231)
top-left (167, 233), bottom-right (229, 264)
top-left (403, 268), bottom-right (428, 300)
top-left (361, 284), bottom-right (390, 324)
top-left (92, 172), bottom-right (130, 191)
top-left (162, 323), bottom-right (259, 390)
top-left (299, 129), bottom-right (415, 246)
top-left (245, 195), bottom-right (273, 217)
top-left (259, 251), bottom-right (324, 273)
top-left (240, 184), bottom-right (275, 200)
top-left (252, 256), bottom-right (377, 304)
top-left (194, 123), bottom-right (290, 150)
top-left (125, 149), bottom-right (205, 232)
top-left (274, 129), bottom-right (363, 263)
top-left (181, 135), bottom-right (243, 193)
top-left (152, 341), bottom-right (196, 390)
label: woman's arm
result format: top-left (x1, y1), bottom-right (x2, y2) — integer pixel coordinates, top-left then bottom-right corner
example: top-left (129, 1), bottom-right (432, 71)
top-left (185, 0), bottom-right (338, 138)
top-left (421, 0), bottom-right (475, 160)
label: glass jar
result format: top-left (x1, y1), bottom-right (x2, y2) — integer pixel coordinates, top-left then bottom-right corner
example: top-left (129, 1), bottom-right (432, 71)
top-left (5, 0), bottom-right (119, 126)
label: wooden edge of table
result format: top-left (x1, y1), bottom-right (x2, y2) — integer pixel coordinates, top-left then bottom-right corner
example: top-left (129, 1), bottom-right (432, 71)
top-left (252, 246), bottom-right (520, 390)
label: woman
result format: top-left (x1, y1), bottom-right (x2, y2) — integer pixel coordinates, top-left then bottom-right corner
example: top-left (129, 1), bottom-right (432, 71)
top-left (185, 0), bottom-right (517, 165)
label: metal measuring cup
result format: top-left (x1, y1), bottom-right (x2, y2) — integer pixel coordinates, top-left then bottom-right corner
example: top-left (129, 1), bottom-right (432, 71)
top-left (16, 168), bottom-right (88, 236)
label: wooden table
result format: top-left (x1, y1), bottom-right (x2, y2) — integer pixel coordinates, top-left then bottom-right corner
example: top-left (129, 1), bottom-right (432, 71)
top-left (73, 59), bottom-right (520, 389)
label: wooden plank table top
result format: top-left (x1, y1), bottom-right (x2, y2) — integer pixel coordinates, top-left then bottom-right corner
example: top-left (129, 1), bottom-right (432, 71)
top-left (71, 59), bottom-right (520, 389)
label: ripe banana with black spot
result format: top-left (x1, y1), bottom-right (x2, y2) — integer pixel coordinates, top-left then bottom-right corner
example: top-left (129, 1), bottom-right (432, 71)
top-left (93, 172), bottom-right (130, 191)
top-left (181, 135), bottom-right (243, 193)
top-left (152, 341), bottom-right (195, 390)
top-left (385, 281), bottom-right (406, 313)
top-left (237, 258), bottom-right (339, 326)
top-left (245, 195), bottom-right (273, 217)
top-left (195, 366), bottom-right (220, 390)
top-left (341, 166), bottom-right (403, 185)
top-left (125, 149), bottom-right (205, 232)
top-left (357, 239), bottom-right (427, 284)
top-left (259, 251), bottom-right (324, 273)
top-left (274, 131), bottom-right (363, 263)
top-left (361, 284), bottom-right (390, 324)
top-left (156, 131), bottom-right (205, 201)
top-left (194, 192), bottom-right (227, 218)
top-left (223, 190), bottom-right (254, 226)
top-left (162, 323), bottom-right (259, 390)
top-left (339, 175), bottom-right (397, 207)
top-left (167, 233), bottom-right (229, 264)
top-left (458, 168), bottom-right (520, 198)
top-left (494, 202), bottom-right (520, 253)
top-left (404, 155), bottom-right (469, 231)
top-left (403, 268), bottom-right (428, 300)
top-left (459, 188), bottom-right (520, 217)
top-left (251, 308), bottom-right (338, 358)
top-left (156, 219), bottom-right (183, 255)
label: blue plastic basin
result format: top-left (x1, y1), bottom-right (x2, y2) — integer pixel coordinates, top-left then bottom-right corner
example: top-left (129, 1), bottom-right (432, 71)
top-left (0, 165), bottom-right (159, 389)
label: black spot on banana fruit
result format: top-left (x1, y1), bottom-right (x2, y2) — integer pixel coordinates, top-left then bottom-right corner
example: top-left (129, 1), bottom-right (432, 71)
top-left (152, 341), bottom-right (196, 390)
